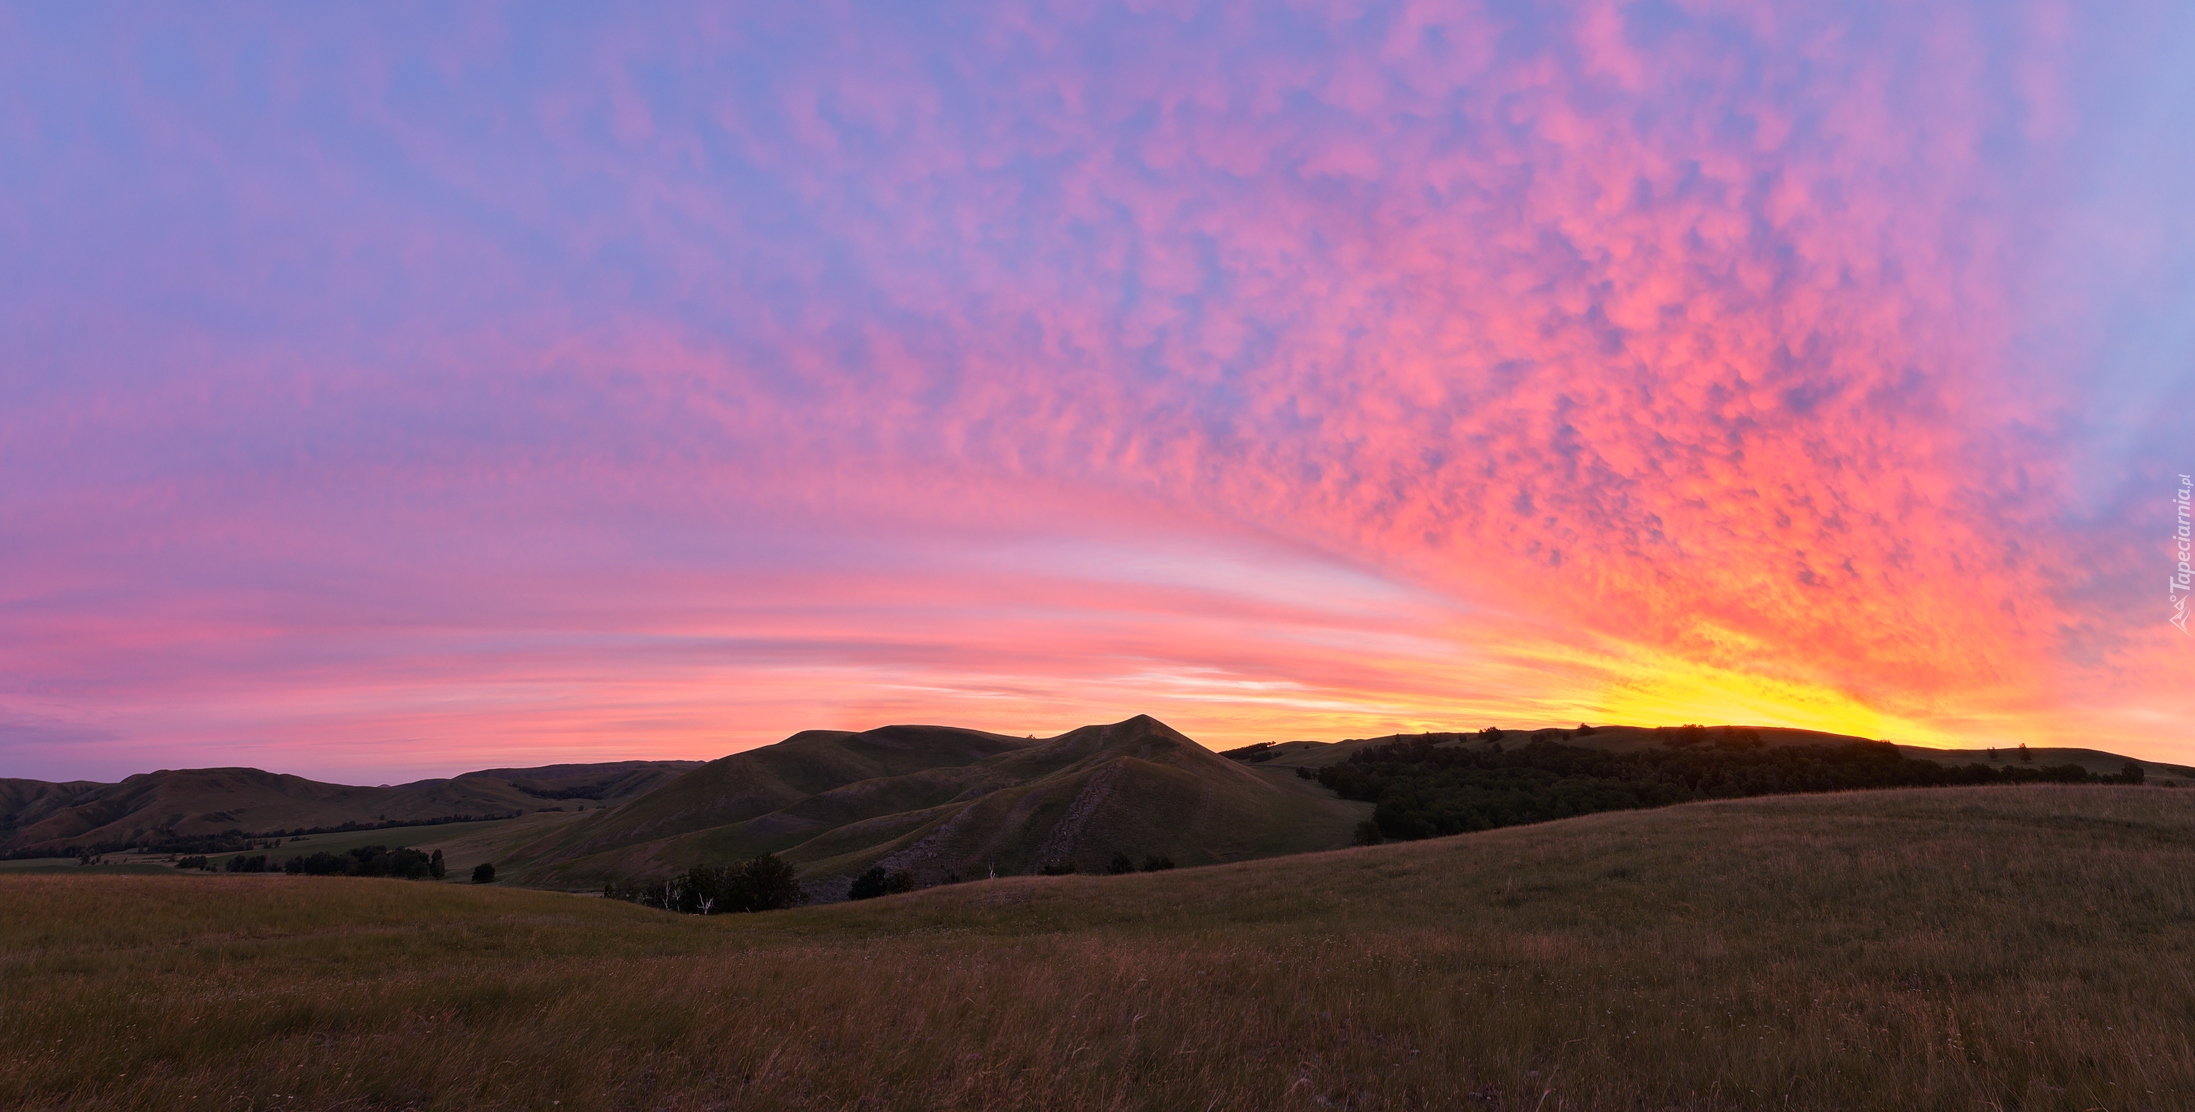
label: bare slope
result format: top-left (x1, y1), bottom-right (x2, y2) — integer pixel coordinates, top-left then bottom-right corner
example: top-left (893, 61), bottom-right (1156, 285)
top-left (496, 715), bottom-right (1369, 891)
top-left (0, 761), bottom-right (699, 856)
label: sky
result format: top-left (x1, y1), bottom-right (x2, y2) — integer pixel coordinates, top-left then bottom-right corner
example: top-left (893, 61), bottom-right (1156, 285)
top-left (3, 1), bottom-right (2192, 784)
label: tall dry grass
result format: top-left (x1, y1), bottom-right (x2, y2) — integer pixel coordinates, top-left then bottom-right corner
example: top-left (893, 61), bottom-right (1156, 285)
top-left (4, 784), bottom-right (2191, 1110)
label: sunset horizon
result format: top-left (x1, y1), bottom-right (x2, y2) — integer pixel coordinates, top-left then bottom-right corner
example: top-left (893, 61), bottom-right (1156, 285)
top-left (6, 2), bottom-right (2191, 785)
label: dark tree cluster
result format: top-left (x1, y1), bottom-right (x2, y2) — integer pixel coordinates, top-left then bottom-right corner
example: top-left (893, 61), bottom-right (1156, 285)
top-left (284, 846), bottom-right (444, 878)
top-left (20, 813), bottom-right (516, 862)
top-left (1319, 736), bottom-right (2149, 843)
top-left (849, 865), bottom-right (916, 899)
top-left (250, 813), bottom-right (516, 839)
top-left (171, 846), bottom-right (448, 877)
top-left (1218, 742), bottom-right (1279, 762)
top-left (1104, 851), bottom-right (1177, 873)
top-left (604, 854), bottom-right (803, 915)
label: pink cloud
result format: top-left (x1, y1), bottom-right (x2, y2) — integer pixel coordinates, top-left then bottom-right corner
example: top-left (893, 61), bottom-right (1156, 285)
top-left (1, 0), bottom-right (2188, 780)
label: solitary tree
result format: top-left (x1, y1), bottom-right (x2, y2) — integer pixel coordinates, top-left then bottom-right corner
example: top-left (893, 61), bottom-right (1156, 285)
top-left (1106, 852), bottom-right (1136, 875)
top-left (849, 866), bottom-right (889, 900)
top-left (729, 853), bottom-right (802, 912)
top-left (430, 849), bottom-right (446, 879)
top-left (472, 862), bottom-right (496, 884)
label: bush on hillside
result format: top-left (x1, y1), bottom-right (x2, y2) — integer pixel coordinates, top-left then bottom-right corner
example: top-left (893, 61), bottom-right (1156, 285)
top-left (849, 866), bottom-right (889, 900)
top-left (604, 853), bottom-right (803, 914)
top-left (1139, 855), bottom-right (1175, 872)
top-left (1354, 820), bottom-right (1384, 846)
top-left (1106, 852), bottom-right (1136, 875)
top-left (1040, 861), bottom-right (1078, 876)
top-left (472, 862), bottom-right (496, 883)
top-left (284, 847), bottom-right (435, 879)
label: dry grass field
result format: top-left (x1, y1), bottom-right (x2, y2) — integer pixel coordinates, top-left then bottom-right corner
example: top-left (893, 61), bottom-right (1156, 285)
top-left (4, 784), bottom-right (2192, 1111)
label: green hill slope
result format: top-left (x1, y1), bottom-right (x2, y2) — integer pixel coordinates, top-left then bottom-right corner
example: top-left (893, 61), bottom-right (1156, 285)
top-left (495, 715), bottom-right (1370, 892)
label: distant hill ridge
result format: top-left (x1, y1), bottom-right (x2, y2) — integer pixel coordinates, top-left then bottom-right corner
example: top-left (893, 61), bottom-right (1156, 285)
top-left (0, 760), bottom-right (701, 858)
top-left (12, 718), bottom-right (2182, 887)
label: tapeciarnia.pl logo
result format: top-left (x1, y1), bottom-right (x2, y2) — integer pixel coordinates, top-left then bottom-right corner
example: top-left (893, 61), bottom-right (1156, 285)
top-left (2173, 473), bottom-right (2193, 634)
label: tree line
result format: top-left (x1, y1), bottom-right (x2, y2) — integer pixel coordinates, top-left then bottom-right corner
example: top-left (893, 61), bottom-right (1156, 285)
top-left (17, 812), bottom-right (521, 862)
top-left (1316, 732), bottom-right (2149, 843)
top-left (603, 854), bottom-right (803, 914)
top-left (176, 846), bottom-right (449, 878)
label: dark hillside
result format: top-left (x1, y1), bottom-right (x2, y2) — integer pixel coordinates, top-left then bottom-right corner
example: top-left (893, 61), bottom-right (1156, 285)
top-left (519, 725), bottom-right (1038, 866)
top-left (505, 715), bottom-right (1367, 893)
top-left (0, 761), bottom-right (700, 857)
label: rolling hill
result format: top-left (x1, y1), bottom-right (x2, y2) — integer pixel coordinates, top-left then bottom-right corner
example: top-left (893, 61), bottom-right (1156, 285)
top-left (480, 715), bottom-right (1370, 892)
top-left (0, 760), bottom-right (700, 857)
top-left (15, 717), bottom-right (2183, 893)
top-left (1236, 722), bottom-right (2195, 784)
top-left (5, 783), bottom-right (2188, 1110)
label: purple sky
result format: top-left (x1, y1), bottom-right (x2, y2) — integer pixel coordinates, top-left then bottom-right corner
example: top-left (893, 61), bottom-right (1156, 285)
top-left (3, 1), bottom-right (2192, 784)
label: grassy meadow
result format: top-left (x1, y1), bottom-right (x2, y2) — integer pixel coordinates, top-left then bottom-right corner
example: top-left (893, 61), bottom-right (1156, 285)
top-left (4, 784), bottom-right (2192, 1111)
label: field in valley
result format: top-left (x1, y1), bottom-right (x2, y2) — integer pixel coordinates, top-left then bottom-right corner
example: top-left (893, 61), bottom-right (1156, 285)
top-left (4, 784), bottom-right (2191, 1111)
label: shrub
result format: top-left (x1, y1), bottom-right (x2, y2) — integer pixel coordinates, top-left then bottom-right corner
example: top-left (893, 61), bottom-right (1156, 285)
top-left (604, 853), bottom-right (803, 914)
top-left (883, 869), bottom-right (915, 894)
top-left (1295, 766), bottom-right (1314, 779)
top-left (1140, 855), bottom-right (1175, 872)
top-left (849, 866), bottom-right (888, 900)
top-left (727, 854), bottom-right (803, 912)
top-left (1577, 723), bottom-right (1596, 736)
top-left (429, 849), bottom-right (445, 879)
top-left (472, 862), bottom-right (496, 884)
top-left (1354, 820), bottom-right (1385, 846)
top-left (1106, 852), bottom-right (1136, 875)
top-left (1040, 861), bottom-right (1078, 876)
